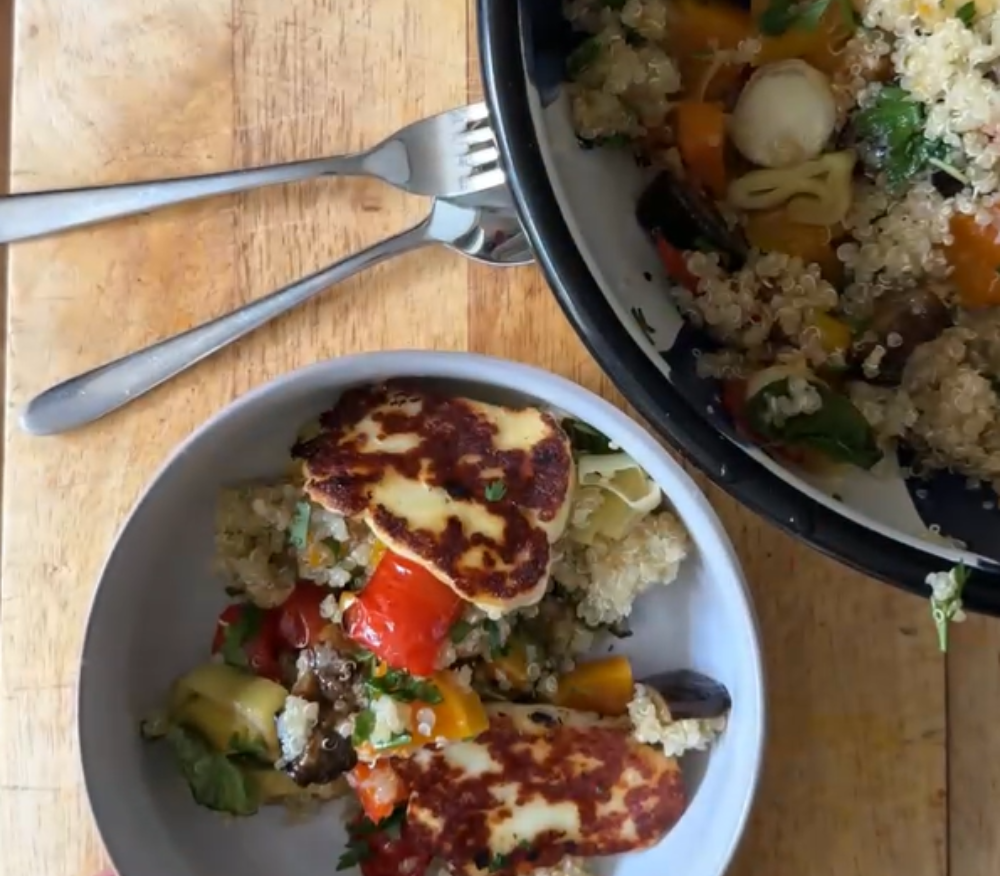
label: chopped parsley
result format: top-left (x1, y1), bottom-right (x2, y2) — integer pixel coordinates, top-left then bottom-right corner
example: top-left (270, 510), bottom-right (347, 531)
top-left (338, 808), bottom-right (407, 870)
top-left (956, 0), bottom-right (976, 27)
top-left (852, 86), bottom-right (951, 190)
top-left (366, 668), bottom-right (443, 704)
top-left (351, 709), bottom-right (376, 745)
top-left (218, 604), bottom-right (265, 669)
top-left (485, 480), bottom-right (507, 502)
top-left (335, 843), bottom-right (370, 871)
top-left (287, 501), bottom-right (312, 551)
top-left (372, 731), bottom-right (413, 751)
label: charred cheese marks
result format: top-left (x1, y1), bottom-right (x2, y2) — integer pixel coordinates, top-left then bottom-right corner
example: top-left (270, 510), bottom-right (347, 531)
top-left (394, 705), bottom-right (686, 876)
top-left (293, 382), bottom-right (574, 613)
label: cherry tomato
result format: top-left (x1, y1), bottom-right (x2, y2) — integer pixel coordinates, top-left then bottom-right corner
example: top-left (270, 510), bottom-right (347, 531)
top-left (360, 827), bottom-right (432, 876)
top-left (277, 581), bottom-right (330, 649)
top-left (210, 604), bottom-right (282, 681)
top-left (344, 551), bottom-right (464, 676)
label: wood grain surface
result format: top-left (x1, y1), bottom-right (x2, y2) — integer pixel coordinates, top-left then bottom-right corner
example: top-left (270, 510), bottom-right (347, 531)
top-left (0, 2), bottom-right (984, 875)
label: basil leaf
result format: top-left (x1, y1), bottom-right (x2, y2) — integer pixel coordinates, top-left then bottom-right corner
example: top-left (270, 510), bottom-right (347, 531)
top-left (852, 87), bottom-right (950, 190)
top-left (165, 726), bottom-right (259, 816)
top-left (561, 418), bottom-right (614, 455)
top-left (352, 709), bottom-right (376, 745)
top-left (219, 604), bottom-right (264, 669)
top-left (956, 1), bottom-right (976, 27)
top-left (287, 501), bottom-right (312, 551)
top-left (745, 379), bottom-right (883, 469)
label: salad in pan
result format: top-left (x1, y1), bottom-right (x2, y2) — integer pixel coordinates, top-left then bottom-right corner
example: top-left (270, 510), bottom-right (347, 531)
top-left (141, 381), bottom-right (726, 876)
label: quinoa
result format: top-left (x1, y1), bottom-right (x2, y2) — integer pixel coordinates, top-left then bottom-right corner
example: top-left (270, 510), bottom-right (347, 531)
top-left (554, 511), bottom-right (689, 626)
top-left (628, 684), bottom-right (727, 757)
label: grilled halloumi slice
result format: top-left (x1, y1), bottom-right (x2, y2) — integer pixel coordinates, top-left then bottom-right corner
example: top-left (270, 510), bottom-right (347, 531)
top-left (293, 382), bottom-right (574, 613)
top-left (393, 704), bottom-right (686, 875)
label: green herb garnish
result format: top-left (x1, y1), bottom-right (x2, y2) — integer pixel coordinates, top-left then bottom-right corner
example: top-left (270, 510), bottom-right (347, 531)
top-left (485, 481), bottom-right (507, 502)
top-left (758, 0), bottom-right (857, 35)
top-left (219, 604), bottom-right (265, 669)
top-left (336, 842), bottom-right (371, 871)
top-left (561, 418), bottom-right (614, 456)
top-left (956, 0), bottom-right (976, 27)
top-left (339, 809), bottom-right (407, 870)
top-left (366, 668), bottom-right (443, 704)
top-left (450, 620), bottom-right (474, 643)
top-left (484, 619), bottom-right (510, 658)
top-left (930, 563), bottom-right (969, 652)
top-left (352, 709), bottom-right (376, 745)
top-left (488, 853), bottom-right (511, 873)
top-left (372, 731), bottom-right (413, 751)
top-left (631, 306), bottom-right (655, 341)
top-left (287, 501), bottom-right (312, 551)
top-left (165, 726), bottom-right (259, 816)
top-left (852, 86), bottom-right (950, 190)
top-left (577, 132), bottom-right (632, 150)
top-left (567, 38), bottom-right (601, 78)
top-left (744, 378), bottom-right (883, 469)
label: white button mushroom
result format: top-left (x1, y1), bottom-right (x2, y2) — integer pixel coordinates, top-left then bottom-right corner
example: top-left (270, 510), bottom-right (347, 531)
top-left (729, 60), bottom-right (837, 169)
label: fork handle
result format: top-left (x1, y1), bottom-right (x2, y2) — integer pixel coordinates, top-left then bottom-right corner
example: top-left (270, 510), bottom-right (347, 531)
top-left (0, 152), bottom-right (380, 244)
top-left (19, 216), bottom-right (435, 436)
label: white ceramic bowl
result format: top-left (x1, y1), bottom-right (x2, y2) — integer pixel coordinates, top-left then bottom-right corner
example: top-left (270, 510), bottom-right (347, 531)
top-left (78, 351), bottom-right (765, 876)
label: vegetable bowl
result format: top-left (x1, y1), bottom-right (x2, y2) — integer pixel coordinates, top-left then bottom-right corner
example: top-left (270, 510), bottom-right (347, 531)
top-left (477, 0), bottom-right (1000, 612)
top-left (78, 351), bottom-right (764, 876)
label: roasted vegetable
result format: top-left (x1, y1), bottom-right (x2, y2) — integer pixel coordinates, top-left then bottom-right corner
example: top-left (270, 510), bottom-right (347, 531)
top-left (947, 211), bottom-right (1000, 308)
top-left (853, 286), bottom-right (952, 383)
top-left (664, 0), bottom-right (756, 100)
top-left (169, 662), bottom-right (289, 760)
top-left (211, 603), bottom-right (283, 682)
top-left (636, 171), bottom-right (749, 269)
top-left (165, 725), bottom-right (260, 816)
top-left (414, 670), bottom-right (489, 743)
top-left (742, 209), bottom-right (843, 283)
top-left (848, 86), bottom-right (950, 189)
top-left (553, 655), bottom-right (634, 717)
top-left (345, 550), bottom-right (464, 677)
top-left (675, 102), bottom-right (729, 198)
top-left (277, 581), bottom-right (331, 649)
top-left (347, 761), bottom-right (409, 823)
top-left (744, 376), bottom-right (883, 468)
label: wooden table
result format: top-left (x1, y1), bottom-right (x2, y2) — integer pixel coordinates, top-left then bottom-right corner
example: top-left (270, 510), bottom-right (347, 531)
top-left (1, 2), bottom-right (997, 875)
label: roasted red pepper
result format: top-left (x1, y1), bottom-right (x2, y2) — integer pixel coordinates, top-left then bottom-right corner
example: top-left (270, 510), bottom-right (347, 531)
top-left (277, 581), bottom-right (330, 649)
top-left (210, 604), bottom-right (283, 681)
top-left (344, 550), bottom-right (464, 676)
top-left (654, 232), bottom-right (700, 292)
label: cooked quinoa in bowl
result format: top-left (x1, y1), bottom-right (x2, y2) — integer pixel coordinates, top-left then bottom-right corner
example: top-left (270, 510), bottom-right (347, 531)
top-left (478, 0), bottom-right (1000, 606)
top-left (78, 353), bottom-right (763, 876)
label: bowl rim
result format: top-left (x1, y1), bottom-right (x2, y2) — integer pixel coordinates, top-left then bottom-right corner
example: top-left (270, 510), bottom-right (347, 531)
top-left (475, 0), bottom-right (1000, 615)
top-left (78, 349), bottom-right (766, 876)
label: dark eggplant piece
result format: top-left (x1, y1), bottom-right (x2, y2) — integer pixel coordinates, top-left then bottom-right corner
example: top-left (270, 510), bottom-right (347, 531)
top-left (853, 286), bottom-right (952, 384)
top-left (640, 668), bottom-right (732, 720)
top-left (282, 712), bottom-right (357, 787)
top-left (636, 170), bottom-right (749, 269)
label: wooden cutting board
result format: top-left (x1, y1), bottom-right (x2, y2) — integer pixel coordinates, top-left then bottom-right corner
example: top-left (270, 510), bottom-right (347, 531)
top-left (0, 2), bottom-right (997, 875)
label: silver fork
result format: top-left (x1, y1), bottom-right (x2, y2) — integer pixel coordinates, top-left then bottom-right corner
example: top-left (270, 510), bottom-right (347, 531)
top-left (0, 102), bottom-right (505, 244)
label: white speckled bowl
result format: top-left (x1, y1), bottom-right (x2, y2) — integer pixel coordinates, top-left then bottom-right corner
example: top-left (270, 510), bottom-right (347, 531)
top-left (78, 351), bottom-right (764, 876)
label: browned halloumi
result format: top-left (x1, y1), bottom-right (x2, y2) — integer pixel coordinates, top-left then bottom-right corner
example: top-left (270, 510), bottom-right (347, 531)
top-left (292, 382), bottom-right (574, 613)
top-left (393, 704), bottom-right (686, 875)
